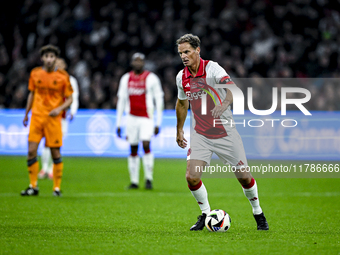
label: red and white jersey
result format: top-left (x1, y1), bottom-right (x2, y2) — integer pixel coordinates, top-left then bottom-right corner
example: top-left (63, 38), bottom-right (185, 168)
top-left (176, 58), bottom-right (235, 139)
top-left (116, 70), bottom-right (164, 127)
top-left (69, 75), bottom-right (79, 116)
top-left (62, 74), bottom-right (79, 119)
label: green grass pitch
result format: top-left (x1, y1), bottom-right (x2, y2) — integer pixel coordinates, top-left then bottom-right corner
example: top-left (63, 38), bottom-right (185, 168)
top-left (0, 156), bottom-right (339, 254)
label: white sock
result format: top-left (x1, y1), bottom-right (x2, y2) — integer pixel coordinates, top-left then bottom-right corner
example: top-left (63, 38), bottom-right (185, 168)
top-left (41, 147), bottom-right (51, 172)
top-left (189, 181), bottom-right (211, 215)
top-left (128, 155), bottom-right (140, 185)
top-left (242, 179), bottom-right (263, 215)
top-left (46, 161), bottom-right (53, 175)
top-left (143, 152), bottom-right (154, 181)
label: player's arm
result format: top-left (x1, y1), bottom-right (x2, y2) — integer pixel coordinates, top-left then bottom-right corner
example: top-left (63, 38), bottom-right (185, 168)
top-left (69, 76), bottom-right (79, 121)
top-left (152, 74), bottom-right (164, 136)
top-left (23, 91), bottom-right (34, 127)
top-left (49, 95), bottom-right (73, 117)
top-left (116, 96), bottom-right (125, 138)
top-left (211, 88), bottom-right (233, 118)
top-left (176, 98), bottom-right (189, 149)
top-left (116, 74), bottom-right (128, 138)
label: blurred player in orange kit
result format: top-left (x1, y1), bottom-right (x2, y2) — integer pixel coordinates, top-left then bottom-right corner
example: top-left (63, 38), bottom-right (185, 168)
top-left (38, 57), bottom-right (79, 180)
top-left (21, 45), bottom-right (73, 197)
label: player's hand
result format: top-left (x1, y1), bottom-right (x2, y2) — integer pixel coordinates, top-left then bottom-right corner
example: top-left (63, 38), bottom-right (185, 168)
top-left (154, 126), bottom-right (160, 136)
top-left (23, 115), bottom-right (29, 127)
top-left (70, 114), bottom-right (74, 121)
top-left (117, 127), bottom-right (122, 138)
top-left (49, 108), bottom-right (62, 117)
top-left (211, 104), bottom-right (228, 118)
top-left (176, 129), bottom-right (187, 149)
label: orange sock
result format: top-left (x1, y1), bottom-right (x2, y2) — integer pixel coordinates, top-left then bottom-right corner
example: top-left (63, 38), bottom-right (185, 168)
top-left (27, 158), bottom-right (39, 188)
top-left (53, 161), bottom-right (63, 191)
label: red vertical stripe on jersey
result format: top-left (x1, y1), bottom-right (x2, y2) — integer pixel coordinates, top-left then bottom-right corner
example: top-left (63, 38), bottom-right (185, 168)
top-left (128, 71), bottom-right (150, 118)
top-left (181, 58), bottom-right (228, 139)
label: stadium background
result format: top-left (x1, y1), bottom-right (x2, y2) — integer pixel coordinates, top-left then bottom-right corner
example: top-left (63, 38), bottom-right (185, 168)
top-left (0, 0), bottom-right (340, 110)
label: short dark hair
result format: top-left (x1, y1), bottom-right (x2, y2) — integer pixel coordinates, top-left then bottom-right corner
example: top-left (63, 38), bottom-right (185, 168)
top-left (39, 44), bottom-right (60, 57)
top-left (176, 34), bottom-right (201, 49)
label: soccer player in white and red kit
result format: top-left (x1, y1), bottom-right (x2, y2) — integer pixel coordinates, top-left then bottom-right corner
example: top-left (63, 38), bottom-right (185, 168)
top-left (116, 53), bottom-right (164, 189)
top-left (175, 34), bottom-right (269, 231)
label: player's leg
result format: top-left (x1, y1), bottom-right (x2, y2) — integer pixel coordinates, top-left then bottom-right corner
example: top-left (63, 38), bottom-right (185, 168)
top-left (39, 143), bottom-right (52, 179)
top-left (127, 144), bottom-right (140, 189)
top-left (140, 117), bottom-right (154, 189)
top-left (21, 116), bottom-right (43, 196)
top-left (234, 169), bottom-right (262, 214)
top-left (46, 151), bottom-right (53, 179)
top-left (235, 169), bottom-right (268, 230)
top-left (232, 132), bottom-right (268, 230)
top-left (187, 158), bottom-right (211, 230)
top-left (45, 115), bottom-right (63, 196)
top-left (142, 140), bottom-right (153, 189)
top-left (21, 141), bottom-right (40, 196)
top-left (44, 118), bottom-right (68, 180)
top-left (44, 145), bottom-right (54, 179)
top-left (56, 117), bottom-right (68, 180)
top-left (187, 132), bottom-right (214, 230)
top-left (50, 147), bottom-right (63, 196)
top-left (27, 142), bottom-right (40, 188)
top-left (216, 130), bottom-right (268, 230)
top-left (126, 115), bottom-right (142, 189)
top-left (187, 159), bottom-right (211, 214)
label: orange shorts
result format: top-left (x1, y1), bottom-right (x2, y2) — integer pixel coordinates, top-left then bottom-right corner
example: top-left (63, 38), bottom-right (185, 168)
top-left (28, 114), bottom-right (63, 147)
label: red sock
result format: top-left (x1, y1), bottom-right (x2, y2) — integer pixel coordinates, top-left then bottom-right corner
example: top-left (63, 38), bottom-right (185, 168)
top-left (242, 177), bottom-right (255, 189)
top-left (188, 180), bottom-right (202, 191)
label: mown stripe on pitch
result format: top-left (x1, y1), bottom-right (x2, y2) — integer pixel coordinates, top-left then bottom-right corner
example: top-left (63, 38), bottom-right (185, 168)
top-left (0, 192), bottom-right (340, 197)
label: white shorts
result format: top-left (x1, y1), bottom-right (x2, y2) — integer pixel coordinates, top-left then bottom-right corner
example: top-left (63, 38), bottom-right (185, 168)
top-left (126, 114), bottom-right (154, 145)
top-left (187, 128), bottom-right (248, 169)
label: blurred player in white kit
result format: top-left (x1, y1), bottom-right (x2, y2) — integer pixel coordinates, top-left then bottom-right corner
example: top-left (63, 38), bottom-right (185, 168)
top-left (38, 58), bottom-right (79, 179)
top-left (116, 53), bottom-right (164, 189)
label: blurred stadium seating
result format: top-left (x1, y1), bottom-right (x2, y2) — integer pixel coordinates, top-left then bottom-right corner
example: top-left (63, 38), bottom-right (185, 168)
top-left (0, 0), bottom-right (339, 110)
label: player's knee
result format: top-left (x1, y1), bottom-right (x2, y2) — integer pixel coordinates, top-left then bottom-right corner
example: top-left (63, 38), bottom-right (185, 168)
top-left (185, 168), bottom-right (200, 186)
top-left (130, 145), bottom-right (138, 155)
top-left (237, 177), bottom-right (252, 186)
top-left (27, 157), bottom-right (37, 166)
top-left (28, 148), bottom-right (37, 158)
top-left (53, 157), bottom-right (63, 164)
top-left (142, 142), bottom-right (150, 153)
top-left (50, 148), bottom-right (61, 159)
top-left (186, 175), bottom-right (201, 186)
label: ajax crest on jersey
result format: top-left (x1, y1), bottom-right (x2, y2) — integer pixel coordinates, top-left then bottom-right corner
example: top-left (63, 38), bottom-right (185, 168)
top-left (205, 209), bottom-right (231, 232)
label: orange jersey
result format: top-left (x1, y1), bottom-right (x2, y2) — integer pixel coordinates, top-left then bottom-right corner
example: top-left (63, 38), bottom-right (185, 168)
top-left (28, 67), bottom-right (73, 116)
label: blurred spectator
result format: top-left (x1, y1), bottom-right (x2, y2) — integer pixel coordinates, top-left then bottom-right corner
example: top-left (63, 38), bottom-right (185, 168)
top-left (1, 0), bottom-right (340, 110)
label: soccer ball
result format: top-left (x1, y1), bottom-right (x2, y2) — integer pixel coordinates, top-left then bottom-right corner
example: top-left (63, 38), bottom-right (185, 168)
top-left (205, 209), bottom-right (231, 232)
